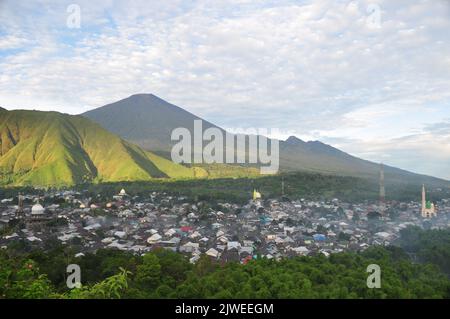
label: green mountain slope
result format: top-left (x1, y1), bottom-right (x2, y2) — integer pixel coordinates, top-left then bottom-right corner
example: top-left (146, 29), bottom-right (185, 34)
top-left (0, 109), bottom-right (199, 186)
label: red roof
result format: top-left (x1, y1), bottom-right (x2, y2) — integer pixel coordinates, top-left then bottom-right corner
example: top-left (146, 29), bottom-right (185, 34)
top-left (180, 226), bottom-right (192, 232)
top-left (242, 255), bottom-right (253, 265)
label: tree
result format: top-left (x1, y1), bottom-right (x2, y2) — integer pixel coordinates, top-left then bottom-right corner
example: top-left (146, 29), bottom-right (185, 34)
top-left (316, 224), bottom-right (327, 234)
top-left (195, 255), bottom-right (217, 277)
top-left (67, 268), bottom-right (131, 299)
top-left (367, 211), bottom-right (382, 220)
top-left (1, 259), bottom-right (55, 299)
top-left (338, 232), bottom-right (351, 241)
top-left (135, 253), bottom-right (161, 289)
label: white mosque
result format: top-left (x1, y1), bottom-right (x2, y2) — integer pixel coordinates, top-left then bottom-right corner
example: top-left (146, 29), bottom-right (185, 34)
top-left (113, 188), bottom-right (128, 200)
top-left (26, 201), bottom-right (50, 229)
top-left (421, 185), bottom-right (437, 218)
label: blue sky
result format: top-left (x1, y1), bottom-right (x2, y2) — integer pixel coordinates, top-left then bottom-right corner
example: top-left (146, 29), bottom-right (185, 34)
top-left (1, 0), bottom-right (450, 179)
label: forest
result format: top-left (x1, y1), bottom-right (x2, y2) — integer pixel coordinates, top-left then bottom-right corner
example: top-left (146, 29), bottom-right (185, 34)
top-left (397, 226), bottom-right (450, 276)
top-left (2, 171), bottom-right (446, 205)
top-left (1, 227), bottom-right (450, 299)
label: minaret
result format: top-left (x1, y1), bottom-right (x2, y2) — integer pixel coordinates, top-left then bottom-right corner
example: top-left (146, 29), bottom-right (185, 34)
top-left (16, 192), bottom-right (24, 218)
top-left (281, 176), bottom-right (285, 197)
top-left (379, 163), bottom-right (385, 214)
top-left (421, 184), bottom-right (426, 215)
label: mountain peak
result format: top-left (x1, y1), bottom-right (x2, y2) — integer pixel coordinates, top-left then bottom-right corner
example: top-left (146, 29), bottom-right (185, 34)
top-left (100, 93), bottom-right (178, 111)
top-left (285, 136), bottom-right (305, 145)
top-left (128, 93), bottom-right (157, 98)
top-left (83, 93), bottom-right (219, 152)
top-left (127, 93), bottom-right (164, 102)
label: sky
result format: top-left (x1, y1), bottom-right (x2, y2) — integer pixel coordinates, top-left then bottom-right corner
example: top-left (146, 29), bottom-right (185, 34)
top-left (1, 0), bottom-right (450, 179)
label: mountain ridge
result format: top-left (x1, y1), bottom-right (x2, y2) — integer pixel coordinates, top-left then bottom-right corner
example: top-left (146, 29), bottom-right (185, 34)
top-left (82, 94), bottom-right (449, 186)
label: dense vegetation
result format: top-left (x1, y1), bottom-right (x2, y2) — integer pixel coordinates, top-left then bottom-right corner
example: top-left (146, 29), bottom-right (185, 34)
top-left (0, 109), bottom-right (202, 186)
top-left (71, 172), bottom-right (449, 204)
top-left (1, 227), bottom-right (450, 299)
top-left (397, 227), bottom-right (450, 276)
top-left (1, 171), bottom-right (447, 206)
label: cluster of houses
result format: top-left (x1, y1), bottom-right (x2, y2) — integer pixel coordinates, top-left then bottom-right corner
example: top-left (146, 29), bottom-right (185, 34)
top-left (1, 188), bottom-right (449, 264)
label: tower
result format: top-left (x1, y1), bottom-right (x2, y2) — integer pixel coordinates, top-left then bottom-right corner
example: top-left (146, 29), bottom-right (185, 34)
top-left (16, 192), bottom-right (24, 218)
top-left (379, 163), bottom-right (385, 215)
top-left (421, 184), bottom-right (426, 213)
top-left (281, 176), bottom-right (285, 197)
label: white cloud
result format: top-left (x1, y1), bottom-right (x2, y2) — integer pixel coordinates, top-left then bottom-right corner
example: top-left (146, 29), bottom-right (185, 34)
top-left (0, 0), bottom-right (450, 178)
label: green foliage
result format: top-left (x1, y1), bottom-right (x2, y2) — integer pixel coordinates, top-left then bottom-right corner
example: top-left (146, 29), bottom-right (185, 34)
top-left (61, 170), bottom-right (450, 206)
top-left (0, 109), bottom-right (201, 187)
top-left (1, 235), bottom-right (450, 299)
top-left (397, 226), bottom-right (450, 276)
top-left (135, 254), bottom-right (161, 290)
top-left (66, 268), bottom-right (131, 299)
top-left (0, 257), bottom-right (55, 299)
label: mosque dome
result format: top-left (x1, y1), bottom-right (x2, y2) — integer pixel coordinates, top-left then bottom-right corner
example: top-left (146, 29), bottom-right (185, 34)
top-left (31, 203), bottom-right (45, 215)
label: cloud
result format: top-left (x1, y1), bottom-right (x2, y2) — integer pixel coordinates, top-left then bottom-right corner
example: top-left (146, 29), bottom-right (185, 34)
top-left (320, 118), bottom-right (450, 179)
top-left (0, 0), bottom-right (449, 178)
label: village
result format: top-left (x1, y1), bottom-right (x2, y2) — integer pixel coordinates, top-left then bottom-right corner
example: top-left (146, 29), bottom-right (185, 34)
top-left (1, 187), bottom-right (449, 264)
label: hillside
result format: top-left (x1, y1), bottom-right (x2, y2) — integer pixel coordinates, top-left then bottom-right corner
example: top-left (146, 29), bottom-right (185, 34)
top-left (83, 94), bottom-right (449, 187)
top-left (279, 136), bottom-right (445, 186)
top-left (0, 109), bottom-right (200, 186)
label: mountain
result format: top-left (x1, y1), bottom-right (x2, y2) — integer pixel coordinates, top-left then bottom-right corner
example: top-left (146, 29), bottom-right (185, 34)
top-left (83, 94), bottom-right (221, 153)
top-left (279, 136), bottom-right (445, 186)
top-left (83, 94), bottom-right (449, 187)
top-left (0, 108), bottom-right (201, 186)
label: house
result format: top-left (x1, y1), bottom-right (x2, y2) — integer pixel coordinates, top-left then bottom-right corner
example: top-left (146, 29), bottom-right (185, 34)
top-left (205, 248), bottom-right (220, 259)
top-left (291, 246), bottom-right (309, 256)
top-left (164, 228), bottom-right (177, 237)
top-left (227, 241), bottom-right (241, 251)
top-left (83, 223), bottom-right (101, 231)
top-left (313, 234), bottom-right (326, 242)
top-left (147, 233), bottom-right (162, 244)
top-left (114, 231), bottom-right (127, 239)
top-left (189, 254), bottom-right (201, 264)
top-left (180, 242), bottom-right (199, 253)
top-left (159, 237), bottom-right (181, 247)
top-left (375, 232), bottom-right (391, 240)
top-left (101, 237), bottom-right (115, 244)
top-left (240, 246), bottom-right (254, 256)
top-left (189, 231), bottom-right (201, 239)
